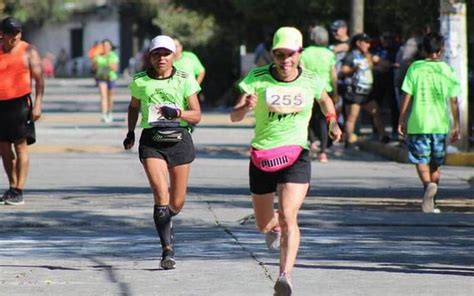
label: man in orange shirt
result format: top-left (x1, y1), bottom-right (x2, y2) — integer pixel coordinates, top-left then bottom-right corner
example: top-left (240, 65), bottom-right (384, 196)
top-left (0, 17), bottom-right (44, 205)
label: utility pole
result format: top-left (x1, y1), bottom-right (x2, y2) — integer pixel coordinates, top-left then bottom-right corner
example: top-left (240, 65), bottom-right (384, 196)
top-left (440, 0), bottom-right (469, 151)
top-left (350, 0), bottom-right (364, 35)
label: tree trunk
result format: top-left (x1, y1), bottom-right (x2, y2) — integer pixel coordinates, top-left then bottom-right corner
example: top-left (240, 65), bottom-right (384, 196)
top-left (351, 0), bottom-right (364, 35)
top-left (440, 0), bottom-right (470, 151)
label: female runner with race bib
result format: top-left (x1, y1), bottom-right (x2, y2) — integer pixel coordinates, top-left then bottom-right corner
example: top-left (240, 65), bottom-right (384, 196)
top-left (123, 35), bottom-right (201, 270)
top-left (231, 27), bottom-right (342, 295)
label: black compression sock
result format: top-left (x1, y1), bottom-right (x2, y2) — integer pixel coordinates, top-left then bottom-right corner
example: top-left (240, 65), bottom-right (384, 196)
top-left (153, 205), bottom-right (173, 248)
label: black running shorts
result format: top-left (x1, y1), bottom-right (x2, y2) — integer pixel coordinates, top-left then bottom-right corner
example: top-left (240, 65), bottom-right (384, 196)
top-left (138, 127), bottom-right (195, 167)
top-left (249, 149), bottom-right (311, 195)
top-left (0, 95), bottom-right (30, 143)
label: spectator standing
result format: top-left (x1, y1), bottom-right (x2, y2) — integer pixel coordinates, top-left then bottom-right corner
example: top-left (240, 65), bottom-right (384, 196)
top-left (371, 32), bottom-right (400, 140)
top-left (254, 32), bottom-right (273, 66)
top-left (340, 33), bottom-right (388, 148)
top-left (301, 26), bottom-right (338, 162)
top-left (329, 20), bottom-right (351, 129)
top-left (55, 48), bottom-right (68, 77)
top-left (41, 52), bottom-right (55, 78)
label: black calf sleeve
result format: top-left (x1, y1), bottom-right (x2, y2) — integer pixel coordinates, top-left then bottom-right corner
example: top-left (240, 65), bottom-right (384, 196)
top-left (153, 205), bottom-right (173, 248)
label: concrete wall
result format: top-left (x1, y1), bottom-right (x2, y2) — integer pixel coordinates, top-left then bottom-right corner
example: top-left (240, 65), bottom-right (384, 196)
top-left (24, 12), bottom-right (120, 76)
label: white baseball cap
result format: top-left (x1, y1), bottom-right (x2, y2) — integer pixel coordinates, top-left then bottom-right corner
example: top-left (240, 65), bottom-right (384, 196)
top-left (149, 35), bottom-right (176, 53)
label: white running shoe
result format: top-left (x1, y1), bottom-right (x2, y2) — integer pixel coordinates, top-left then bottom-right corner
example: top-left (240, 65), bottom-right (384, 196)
top-left (265, 228), bottom-right (281, 251)
top-left (422, 183), bottom-right (437, 213)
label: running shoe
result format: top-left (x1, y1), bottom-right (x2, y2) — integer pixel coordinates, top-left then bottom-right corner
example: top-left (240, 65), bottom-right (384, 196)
top-left (160, 248), bottom-right (176, 270)
top-left (106, 111), bottom-right (114, 123)
top-left (265, 227), bottom-right (281, 251)
top-left (318, 152), bottom-right (328, 163)
top-left (422, 183), bottom-right (437, 213)
top-left (0, 189), bottom-right (13, 205)
top-left (274, 273), bottom-right (293, 296)
top-left (5, 189), bottom-right (24, 205)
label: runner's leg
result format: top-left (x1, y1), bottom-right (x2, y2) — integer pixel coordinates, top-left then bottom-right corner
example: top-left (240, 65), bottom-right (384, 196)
top-left (252, 193), bottom-right (279, 233)
top-left (277, 182), bottom-right (308, 275)
top-left (13, 140), bottom-right (29, 190)
top-left (0, 142), bottom-right (17, 188)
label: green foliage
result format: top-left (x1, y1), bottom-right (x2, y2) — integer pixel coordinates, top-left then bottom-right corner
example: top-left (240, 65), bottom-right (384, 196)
top-left (365, 0), bottom-right (439, 37)
top-left (1, 0), bottom-right (86, 24)
top-left (154, 2), bottom-right (216, 47)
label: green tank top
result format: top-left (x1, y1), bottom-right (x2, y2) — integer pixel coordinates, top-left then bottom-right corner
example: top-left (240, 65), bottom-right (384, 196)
top-left (238, 64), bottom-right (325, 149)
top-left (129, 68), bottom-right (201, 129)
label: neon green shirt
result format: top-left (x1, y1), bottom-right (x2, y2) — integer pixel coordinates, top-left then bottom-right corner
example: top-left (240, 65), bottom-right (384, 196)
top-left (300, 46), bottom-right (336, 92)
top-left (401, 60), bottom-right (460, 134)
top-left (238, 64), bottom-right (325, 150)
top-left (129, 68), bottom-right (201, 129)
top-left (94, 51), bottom-right (119, 81)
top-left (173, 51), bottom-right (205, 78)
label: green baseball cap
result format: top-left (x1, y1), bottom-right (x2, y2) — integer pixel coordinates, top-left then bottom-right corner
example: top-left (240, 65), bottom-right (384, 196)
top-left (272, 27), bottom-right (303, 51)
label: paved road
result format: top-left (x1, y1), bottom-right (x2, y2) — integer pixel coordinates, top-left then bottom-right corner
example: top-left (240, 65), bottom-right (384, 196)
top-left (1, 79), bottom-right (473, 296)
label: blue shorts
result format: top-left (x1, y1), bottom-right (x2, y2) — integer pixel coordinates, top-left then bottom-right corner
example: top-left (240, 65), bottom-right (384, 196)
top-left (96, 79), bottom-right (116, 90)
top-left (407, 134), bottom-right (447, 166)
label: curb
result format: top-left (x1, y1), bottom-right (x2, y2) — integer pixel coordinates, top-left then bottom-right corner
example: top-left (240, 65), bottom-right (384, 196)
top-left (358, 140), bottom-right (474, 167)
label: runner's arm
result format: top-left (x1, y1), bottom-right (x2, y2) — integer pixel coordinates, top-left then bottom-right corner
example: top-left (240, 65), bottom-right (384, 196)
top-left (449, 97), bottom-right (460, 143)
top-left (398, 93), bottom-right (412, 136)
top-left (123, 97), bottom-right (140, 150)
top-left (127, 97), bottom-right (140, 133)
top-left (230, 93), bottom-right (257, 122)
top-left (181, 93), bottom-right (201, 124)
top-left (28, 46), bottom-right (45, 121)
top-left (196, 70), bottom-right (206, 85)
top-left (318, 91), bottom-right (342, 142)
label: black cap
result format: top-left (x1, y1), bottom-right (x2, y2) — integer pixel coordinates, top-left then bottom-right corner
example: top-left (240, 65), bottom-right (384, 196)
top-left (1, 17), bottom-right (22, 35)
top-left (352, 33), bottom-right (371, 42)
top-left (330, 20), bottom-right (347, 33)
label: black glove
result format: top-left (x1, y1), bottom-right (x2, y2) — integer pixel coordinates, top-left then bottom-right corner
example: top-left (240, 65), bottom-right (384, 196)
top-left (160, 106), bottom-right (181, 120)
top-left (123, 131), bottom-right (135, 149)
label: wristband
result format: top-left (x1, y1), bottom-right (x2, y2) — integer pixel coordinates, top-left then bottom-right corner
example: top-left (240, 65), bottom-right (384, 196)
top-left (325, 113), bottom-right (337, 124)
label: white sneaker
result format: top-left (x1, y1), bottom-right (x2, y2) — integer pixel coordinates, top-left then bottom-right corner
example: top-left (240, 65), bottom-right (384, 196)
top-left (265, 228), bottom-right (281, 251)
top-left (107, 111), bottom-right (114, 123)
top-left (422, 183), bottom-right (437, 213)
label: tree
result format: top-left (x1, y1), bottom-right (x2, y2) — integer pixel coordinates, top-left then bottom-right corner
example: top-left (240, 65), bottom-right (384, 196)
top-left (0, 0), bottom-right (94, 24)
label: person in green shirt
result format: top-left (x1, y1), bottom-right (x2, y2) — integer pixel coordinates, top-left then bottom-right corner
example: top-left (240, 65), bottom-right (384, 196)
top-left (93, 39), bottom-right (119, 123)
top-left (301, 25), bottom-right (338, 162)
top-left (173, 38), bottom-right (205, 85)
top-left (231, 27), bottom-right (341, 296)
top-left (123, 35), bottom-right (201, 270)
top-left (398, 32), bottom-right (460, 214)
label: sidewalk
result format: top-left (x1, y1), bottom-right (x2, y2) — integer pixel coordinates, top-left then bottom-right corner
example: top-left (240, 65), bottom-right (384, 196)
top-left (359, 138), bottom-right (474, 166)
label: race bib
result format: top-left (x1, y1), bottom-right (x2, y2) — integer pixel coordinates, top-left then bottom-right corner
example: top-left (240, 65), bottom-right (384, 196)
top-left (265, 87), bottom-right (305, 114)
top-left (148, 104), bottom-right (180, 127)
